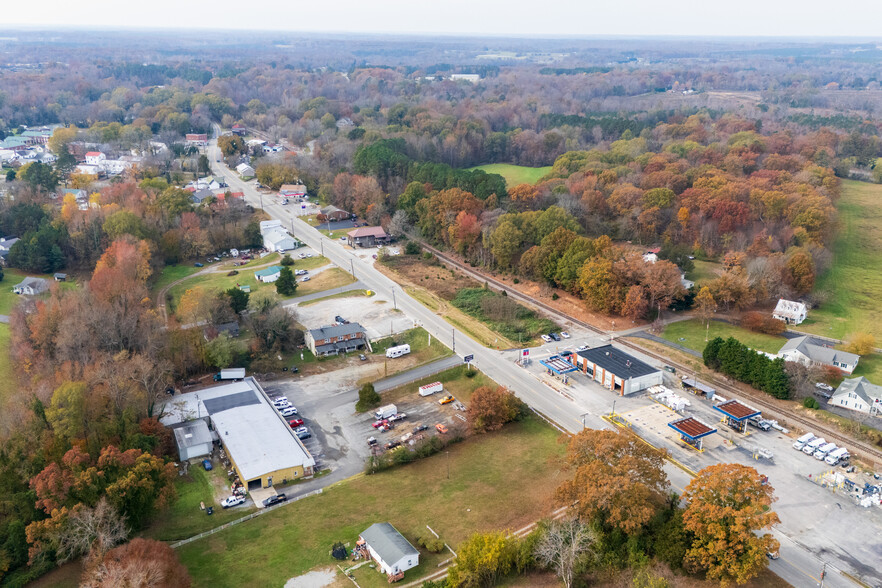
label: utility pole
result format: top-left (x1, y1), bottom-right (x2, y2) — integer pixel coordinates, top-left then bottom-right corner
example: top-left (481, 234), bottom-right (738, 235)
top-left (446, 450), bottom-right (450, 479)
top-left (452, 328), bottom-right (456, 353)
top-left (392, 287), bottom-right (397, 310)
top-left (610, 400), bottom-right (616, 417)
top-left (819, 562), bottom-right (826, 588)
top-left (350, 258), bottom-right (355, 278)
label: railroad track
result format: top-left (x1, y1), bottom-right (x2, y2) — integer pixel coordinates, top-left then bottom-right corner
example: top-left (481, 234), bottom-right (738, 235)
top-left (419, 242), bottom-right (882, 464)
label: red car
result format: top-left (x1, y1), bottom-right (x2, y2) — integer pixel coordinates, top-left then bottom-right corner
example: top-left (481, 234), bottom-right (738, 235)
top-left (288, 418), bottom-right (304, 428)
top-left (372, 419), bottom-right (389, 428)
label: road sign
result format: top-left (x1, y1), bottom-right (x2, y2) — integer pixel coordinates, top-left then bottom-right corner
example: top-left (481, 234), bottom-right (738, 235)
top-left (463, 354), bottom-right (474, 363)
top-left (522, 349), bottom-right (530, 357)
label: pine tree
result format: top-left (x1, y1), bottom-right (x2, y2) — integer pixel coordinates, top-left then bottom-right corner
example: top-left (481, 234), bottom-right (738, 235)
top-left (275, 267), bottom-right (297, 296)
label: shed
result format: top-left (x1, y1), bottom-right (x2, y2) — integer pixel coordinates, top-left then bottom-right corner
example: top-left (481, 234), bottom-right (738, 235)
top-left (255, 265), bottom-right (283, 283)
top-left (53, 273), bottom-right (68, 282)
top-left (681, 377), bottom-right (715, 400)
top-left (713, 399), bottom-right (761, 433)
top-left (172, 419), bottom-right (213, 461)
top-left (668, 416), bottom-right (717, 450)
top-left (359, 523), bottom-right (419, 576)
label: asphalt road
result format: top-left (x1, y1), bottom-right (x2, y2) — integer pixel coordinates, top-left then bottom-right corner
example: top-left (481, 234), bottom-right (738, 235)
top-left (209, 129), bottom-right (859, 588)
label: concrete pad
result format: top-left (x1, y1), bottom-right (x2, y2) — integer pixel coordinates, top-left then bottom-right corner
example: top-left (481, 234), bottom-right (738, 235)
top-left (249, 485), bottom-right (277, 508)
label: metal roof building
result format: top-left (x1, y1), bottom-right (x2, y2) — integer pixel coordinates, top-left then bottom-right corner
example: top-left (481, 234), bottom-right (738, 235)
top-left (668, 416), bottom-right (717, 450)
top-left (360, 523), bottom-right (420, 577)
top-left (713, 399), bottom-right (761, 433)
top-left (575, 345), bottom-right (663, 395)
top-left (171, 419), bottom-right (213, 461)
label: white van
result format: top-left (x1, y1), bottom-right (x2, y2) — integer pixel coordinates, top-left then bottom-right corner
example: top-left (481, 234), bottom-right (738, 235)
top-left (825, 447), bottom-right (849, 465)
top-left (419, 382), bottom-right (443, 397)
top-left (793, 433), bottom-right (815, 450)
top-left (802, 437), bottom-right (826, 455)
top-left (813, 442), bottom-right (837, 460)
top-left (386, 344), bottom-right (411, 359)
top-left (374, 404), bottom-right (398, 420)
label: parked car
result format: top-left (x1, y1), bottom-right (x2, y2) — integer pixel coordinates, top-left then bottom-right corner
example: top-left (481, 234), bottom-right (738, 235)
top-left (550, 332), bottom-right (561, 341)
top-left (194, 262), bottom-right (204, 267)
top-left (413, 424), bottom-right (429, 433)
top-left (288, 418), bottom-right (304, 428)
top-left (438, 395), bottom-right (454, 405)
top-left (272, 397), bottom-right (289, 407)
top-left (280, 407), bottom-right (298, 417)
top-left (367, 436), bottom-right (378, 446)
top-left (297, 430), bottom-right (312, 440)
top-left (263, 494), bottom-right (287, 507)
top-left (335, 315), bottom-right (346, 323)
top-left (560, 331), bottom-right (570, 339)
top-left (275, 401), bottom-right (292, 410)
top-left (748, 416), bottom-right (771, 431)
top-left (815, 382), bottom-right (834, 392)
top-left (541, 334), bottom-right (552, 343)
top-left (221, 495), bottom-right (245, 508)
top-left (300, 276), bottom-right (311, 282)
top-left (384, 440), bottom-right (402, 450)
top-left (372, 419), bottom-right (390, 429)
top-left (435, 423), bottom-right (449, 434)
top-left (359, 354), bottom-right (367, 361)
top-left (576, 344), bottom-right (589, 352)
top-left (295, 269), bottom-right (308, 275)
top-left (202, 459), bottom-right (213, 471)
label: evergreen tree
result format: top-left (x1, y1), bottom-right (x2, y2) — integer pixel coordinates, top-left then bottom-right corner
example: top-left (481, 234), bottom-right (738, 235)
top-left (275, 266), bottom-right (297, 296)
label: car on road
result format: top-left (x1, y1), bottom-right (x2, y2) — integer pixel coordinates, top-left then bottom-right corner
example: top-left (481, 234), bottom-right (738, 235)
top-left (388, 413), bottom-right (407, 422)
top-left (435, 423), bottom-right (449, 434)
top-left (438, 395), bottom-right (454, 405)
top-left (295, 269), bottom-right (308, 275)
top-left (541, 334), bottom-right (552, 343)
top-left (202, 459), bottom-right (212, 471)
top-left (413, 424), bottom-right (429, 433)
top-left (576, 344), bottom-right (589, 352)
top-left (263, 494), bottom-right (287, 507)
top-left (288, 418), bottom-right (304, 428)
top-left (550, 332), bottom-right (561, 341)
top-left (280, 407), bottom-right (298, 417)
top-left (359, 354), bottom-right (367, 361)
top-left (221, 495), bottom-right (245, 508)
top-left (194, 262), bottom-right (204, 267)
top-left (372, 419), bottom-right (390, 429)
top-left (560, 331), bottom-right (570, 339)
top-left (300, 276), bottom-right (310, 282)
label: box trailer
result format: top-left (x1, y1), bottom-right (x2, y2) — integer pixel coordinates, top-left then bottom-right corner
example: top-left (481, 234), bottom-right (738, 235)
top-left (825, 447), bottom-right (849, 465)
top-left (793, 432), bottom-right (815, 450)
top-left (813, 442), bottom-right (837, 460)
top-left (386, 344), bottom-right (411, 359)
top-left (802, 437), bottom-right (826, 455)
top-left (374, 404), bottom-right (398, 420)
top-left (419, 382), bottom-right (443, 396)
top-left (214, 368), bottom-right (246, 381)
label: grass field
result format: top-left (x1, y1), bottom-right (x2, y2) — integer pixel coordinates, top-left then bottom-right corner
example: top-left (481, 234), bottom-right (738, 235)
top-left (687, 259), bottom-right (721, 285)
top-left (151, 264), bottom-right (203, 294)
top-left (294, 267), bottom-right (356, 297)
top-left (467, 163), bottom-right (552, 187)
top-left (176, 416), bottom-right (566, 587)
top-left (370, 326), bottom-right (453, 367)
top-left (800, 179), bottom-right (882, 340)
top-left (660, 319), bottom-right (786, 355)
top-left (144, 466), bottom-right (256, 542)
top-left (378, 364), bottom-right (496, 405)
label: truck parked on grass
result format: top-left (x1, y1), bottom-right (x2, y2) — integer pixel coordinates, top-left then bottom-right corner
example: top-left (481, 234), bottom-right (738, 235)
top-left (419, 382), bottom-right (443, 396)
top-left (374, 404), bottom-right (398, 420)
top-left (214, 368), bottom-right (246, 382)
top-left (386, 344), bottom-right (411, 358)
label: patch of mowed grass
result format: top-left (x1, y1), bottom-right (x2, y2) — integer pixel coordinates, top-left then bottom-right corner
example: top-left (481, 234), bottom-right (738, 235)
top-left (379, 364), bottom-right (495, 405)
top-left (151, 264), bottom-right (203, 294)
top-left (660, 319), bottom-right (785, 355)
top-left (801, 179), bottom-right (882, 340)
top-left (466, 163), bottom-right (552, 187)
top-left (451, 287), bottom-right (556, 346)
top-left (371, 326), bottom-right (453, 364)
top-left (176, 415), bottom-right (565, 587)
top-left (143, 465), bottom-right (255, 542)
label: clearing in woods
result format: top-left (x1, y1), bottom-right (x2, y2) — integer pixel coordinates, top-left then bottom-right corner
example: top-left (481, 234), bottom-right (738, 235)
top-left (467, 163), bottom-right (552, 186)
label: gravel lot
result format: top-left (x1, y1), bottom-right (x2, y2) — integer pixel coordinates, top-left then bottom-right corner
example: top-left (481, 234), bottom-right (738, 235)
top-left (294, 295), bottom-right (414, 340)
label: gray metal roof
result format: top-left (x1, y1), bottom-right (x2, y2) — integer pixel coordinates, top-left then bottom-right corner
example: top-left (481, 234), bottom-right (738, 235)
top-left (832, 377), bottom-right (882, 406)
top-left (309, 323), bottom-right (366, 341)
top-left (779, 336), bottom-right (860, 366)
top-left (203, 390), bottom-right (260, 414)
top-left (576, 345), bottom-right (659, 379)
top-left (172, 419), bottom-right (212, 449)
top-left (361, 523), bottom-right (419, 564)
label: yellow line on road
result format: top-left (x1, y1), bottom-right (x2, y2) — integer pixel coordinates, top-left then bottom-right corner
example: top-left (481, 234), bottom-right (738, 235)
top-left (777, 555), bottom-right (820, 583)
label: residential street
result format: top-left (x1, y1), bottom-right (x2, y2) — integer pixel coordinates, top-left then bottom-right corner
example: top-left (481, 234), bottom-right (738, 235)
top-left (210, 130), bottom-right (863, 588)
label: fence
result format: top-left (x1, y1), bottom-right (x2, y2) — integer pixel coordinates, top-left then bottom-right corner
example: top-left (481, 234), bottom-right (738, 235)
top-left (171, 488), bottom-right (323, 549)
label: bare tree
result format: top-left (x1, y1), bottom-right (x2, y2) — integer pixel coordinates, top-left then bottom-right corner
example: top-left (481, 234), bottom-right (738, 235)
top-left (534, 517), bottom-right (595, 588)
top-left (57, 498), bottom-right (129, 564)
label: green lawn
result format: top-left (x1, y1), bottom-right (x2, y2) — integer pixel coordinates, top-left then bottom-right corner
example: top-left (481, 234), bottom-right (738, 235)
top-left (800, 179), bottom-right (882, 340)
top-left (144, 465), bottom-right (256, 542)
top-left (687, 259), bottom-right (721, 285)
top-left (660, 319), bottom-right (786, 355)
top-left (451, 288), bottom-right (557, 347)
top-left (377, 364), bottom-right (496, 406)
top-left (851, 352), bottom-right (882, 384)
top-left (0, 269), bottom-right (43, 314)
top-left (370, 326), bottom-right (453, 364)
top-left (466, 163), bottom-right (552, 187)
top-left (151, 264), bottom-right (204, 294)
top-left (176, 416), bottom-right (565, 587)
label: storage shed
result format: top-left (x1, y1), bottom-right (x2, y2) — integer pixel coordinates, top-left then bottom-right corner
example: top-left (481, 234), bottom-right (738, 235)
top-left (359, 523), bottom-right (419, 577)
top-left (172, 419), bottom-right (213, 461)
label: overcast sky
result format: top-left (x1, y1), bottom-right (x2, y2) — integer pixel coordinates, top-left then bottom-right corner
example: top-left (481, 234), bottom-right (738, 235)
top-left (4, 0), bottom-right (882, 38)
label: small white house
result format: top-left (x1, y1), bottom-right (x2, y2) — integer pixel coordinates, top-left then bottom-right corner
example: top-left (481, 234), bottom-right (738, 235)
top-left (773, 299), bottom-right (807, 325)
top-left (254, 265), bottom-right (283, 283)
top-left (359, 523), bottom-right (419, 577)
top-left (829, 377), bottom-right (882, 415)
top-left (13, 277), bottom-right (49, 296)
top-left (85, 151), bottom-right (106, 166)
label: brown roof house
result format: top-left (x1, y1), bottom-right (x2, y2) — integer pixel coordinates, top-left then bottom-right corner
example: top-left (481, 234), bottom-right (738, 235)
top-left (346, 226), bottom-right (389, 248)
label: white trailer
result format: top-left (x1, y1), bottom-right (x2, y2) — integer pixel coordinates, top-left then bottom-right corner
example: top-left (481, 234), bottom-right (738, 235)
top-left (386, 344), bottom-right (411, 359)
top-left (813, 442), bottom-right (837, 460)
top-left (793, 432), bottom-right (815, 450)
top-left (825, 447), bottom-right (849, 465)
top-left (419, 382), bottom-right (443, 396)
top-left (374, 404), bottom-right (398, 420)
top-left (802, 437), bottom-right (826, 455)
top-left (214, 368), bottom-right (246, 381)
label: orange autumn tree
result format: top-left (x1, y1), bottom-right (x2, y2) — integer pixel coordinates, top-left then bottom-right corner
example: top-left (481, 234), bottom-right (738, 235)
top-left (682, 463), bottom-right (780, 587)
